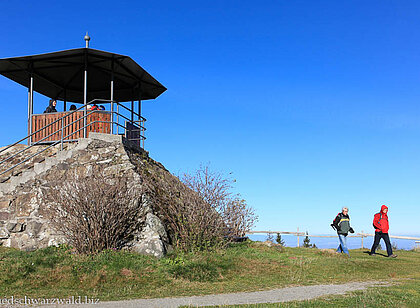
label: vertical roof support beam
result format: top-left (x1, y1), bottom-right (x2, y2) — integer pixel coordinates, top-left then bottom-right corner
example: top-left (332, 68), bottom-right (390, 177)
top-left (63, 89), bottom-right (67, 111)
top-left (27, 62), bottom-right (34, 145)
top-left (83, 32), bottom-right (91, 137)
top-left (83, 49), bottom-right (88, 138)
top-left (138, 85), bottom-right (143, 148)
top-left (110, 57), bottom-right (114, 135)
top-left (131, 100), bottom-right (134, 123)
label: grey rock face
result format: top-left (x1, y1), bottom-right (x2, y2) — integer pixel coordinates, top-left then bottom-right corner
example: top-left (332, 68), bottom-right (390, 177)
top-left (0, 133), bottom-right (173, 258)
top-left (0, 227), bottom-right (9, 239)
top-left (131, 213), bottom-right (169, 258)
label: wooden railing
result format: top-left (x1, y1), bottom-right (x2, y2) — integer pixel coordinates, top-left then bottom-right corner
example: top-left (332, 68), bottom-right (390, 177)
top-left (247, 230), bottom-right (420, 248)
top-left (31, 111), bottom-right (111, 143)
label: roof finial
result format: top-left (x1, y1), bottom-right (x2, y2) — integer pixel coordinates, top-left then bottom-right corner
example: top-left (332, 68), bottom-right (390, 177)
top-left (84, 32), bottom-right (91, 48)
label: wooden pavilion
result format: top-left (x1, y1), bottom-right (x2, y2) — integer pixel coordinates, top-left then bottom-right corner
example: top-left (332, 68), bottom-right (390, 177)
top-left (0, 34), bottom-right (166, 148)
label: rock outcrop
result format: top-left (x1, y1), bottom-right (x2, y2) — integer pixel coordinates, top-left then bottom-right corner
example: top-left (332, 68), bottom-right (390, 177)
top-left (0, 133), bottom-right (174, 258)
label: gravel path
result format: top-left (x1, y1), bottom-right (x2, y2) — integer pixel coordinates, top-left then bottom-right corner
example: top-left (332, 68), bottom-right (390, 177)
top-left (22, 281), bottom-right (388, 308)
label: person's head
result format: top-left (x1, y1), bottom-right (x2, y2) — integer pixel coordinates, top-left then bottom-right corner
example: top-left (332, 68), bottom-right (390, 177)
top-left (49, 99), bottom-right (57, 107)
top-left (69, 104), bottom-right (76, 111)
top-left (342, 207), bottom-right (348, 215)
top-left (381, 204), bottom-right (388, 214)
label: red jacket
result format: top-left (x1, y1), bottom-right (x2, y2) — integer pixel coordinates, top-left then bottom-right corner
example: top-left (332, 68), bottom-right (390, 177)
top-left (373, 205), bottom-right (389, 233)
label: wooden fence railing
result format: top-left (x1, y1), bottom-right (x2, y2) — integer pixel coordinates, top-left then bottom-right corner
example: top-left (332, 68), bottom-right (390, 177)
top-left (31, 111), bottom-right (111, 143)
top-left (247, 230), bottom-right (420, 248)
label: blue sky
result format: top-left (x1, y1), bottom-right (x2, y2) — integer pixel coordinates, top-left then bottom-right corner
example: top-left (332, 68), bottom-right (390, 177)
top-left (1, 1), bottom-right (419, 235)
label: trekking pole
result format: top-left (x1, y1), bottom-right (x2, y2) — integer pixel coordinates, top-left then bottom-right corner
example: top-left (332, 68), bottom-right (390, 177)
top-left (361, 231), bottom-right (364, 249)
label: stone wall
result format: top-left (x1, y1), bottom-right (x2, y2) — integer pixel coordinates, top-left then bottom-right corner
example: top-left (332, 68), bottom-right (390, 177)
top-left (0, 133), bottom-right (175, 258)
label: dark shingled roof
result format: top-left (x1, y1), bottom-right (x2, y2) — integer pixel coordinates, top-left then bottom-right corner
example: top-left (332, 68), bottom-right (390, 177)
top-left (0, 48), bottom-right (166, 103)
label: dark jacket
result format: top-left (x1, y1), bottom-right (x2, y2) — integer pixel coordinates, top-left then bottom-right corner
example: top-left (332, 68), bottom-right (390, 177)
top-left (44, 100), bottom-right (57, 113)
top-left (373, 205), bottom-right (389, 233)
top-left (332, 212), bottom-right (352, 235)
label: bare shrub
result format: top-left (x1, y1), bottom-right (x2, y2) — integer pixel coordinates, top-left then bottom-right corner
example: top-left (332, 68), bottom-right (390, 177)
top-left (149, 164), bottom-right (257, 252)
top-left (182, 165), bottom-right (258, 237)
top-left (146, 169), bottom-right (226, 252)
top-left (45, 169), bottom-right (146, 254)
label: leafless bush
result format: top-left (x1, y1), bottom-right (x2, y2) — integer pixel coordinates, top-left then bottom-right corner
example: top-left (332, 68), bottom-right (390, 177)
top-left (45, 169), bottom-right (146, 254)
top-left (220, 198), bottom-right (257, 237)
top-left (146, 169), bottom-right (226, 252)
top-left (148, 164), bottom-right (258, 252)
top-left (182, 165), bottom-right (258, 237)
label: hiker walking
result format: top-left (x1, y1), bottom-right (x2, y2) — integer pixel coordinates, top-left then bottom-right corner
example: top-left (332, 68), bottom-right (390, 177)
top-left (370, 205), bottom-right (397, 258)
top-left (331, 207), bottom-right (354, 256)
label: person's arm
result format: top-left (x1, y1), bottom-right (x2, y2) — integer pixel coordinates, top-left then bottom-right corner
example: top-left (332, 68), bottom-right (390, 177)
top-left (348, 216), bottom-right (355, 233)
top-left (332, 214), bottom-right (341, 231)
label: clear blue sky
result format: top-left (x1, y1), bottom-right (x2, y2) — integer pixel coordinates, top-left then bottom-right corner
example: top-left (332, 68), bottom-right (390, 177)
top-left (1, 1), bottom-right (419, 235)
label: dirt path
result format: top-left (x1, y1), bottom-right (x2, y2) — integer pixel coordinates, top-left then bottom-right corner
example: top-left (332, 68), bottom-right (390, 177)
top-left (32, 281), bottom-right (388, 308)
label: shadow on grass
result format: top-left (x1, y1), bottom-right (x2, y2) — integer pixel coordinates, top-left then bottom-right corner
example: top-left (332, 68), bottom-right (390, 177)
top-left (362, 250), bottom-right (388, 257)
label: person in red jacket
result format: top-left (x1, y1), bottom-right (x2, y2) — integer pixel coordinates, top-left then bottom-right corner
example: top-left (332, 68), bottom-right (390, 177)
top-left (370, 205), bottom-right (397, 257)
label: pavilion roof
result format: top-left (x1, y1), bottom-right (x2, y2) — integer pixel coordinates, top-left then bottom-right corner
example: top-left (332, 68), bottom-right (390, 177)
top-left (0, 48), bottom-right (166, 103)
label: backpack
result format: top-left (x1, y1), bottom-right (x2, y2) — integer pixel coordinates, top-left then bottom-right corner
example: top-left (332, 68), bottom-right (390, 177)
top-left (373, 212), bottom-right (382, 229)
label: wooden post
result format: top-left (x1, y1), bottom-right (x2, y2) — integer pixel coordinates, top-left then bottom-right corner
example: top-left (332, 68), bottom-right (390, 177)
top-left (297, 227), bottom-right (300, 248)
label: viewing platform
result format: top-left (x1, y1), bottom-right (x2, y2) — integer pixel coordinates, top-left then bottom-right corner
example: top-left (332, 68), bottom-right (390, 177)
top-left (0, 34), bottom-right (166, 177)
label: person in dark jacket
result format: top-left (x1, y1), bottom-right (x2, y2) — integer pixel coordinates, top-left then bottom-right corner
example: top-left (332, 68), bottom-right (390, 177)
top-left (44, 99), bottom-right (57, 113)
top-left (370, 205), bottom-right (397, 258)
top-left (331, 207), bottom-right (354, 256)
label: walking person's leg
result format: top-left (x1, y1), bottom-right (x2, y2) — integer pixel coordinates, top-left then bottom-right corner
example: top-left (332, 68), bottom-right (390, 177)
top-left (338, 234), bottom-right (349, 255)
top-left (341, 234), bottom-right (349, 256)
top-left (370, 232), bottom-right (381, 255)
top-left (337, 234), bottom-right (342, 253)
top-left (382, 233), bottom-right (394, 256)
top-left (337, 235), bottom-right (343, 253)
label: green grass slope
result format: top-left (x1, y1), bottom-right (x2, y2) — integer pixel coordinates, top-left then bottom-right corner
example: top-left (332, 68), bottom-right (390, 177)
top-left (0, 241), bottom-right (418, 301)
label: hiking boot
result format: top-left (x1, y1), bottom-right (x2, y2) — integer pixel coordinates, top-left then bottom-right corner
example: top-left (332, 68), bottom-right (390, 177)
top-left (388, 254), bottom-right (397, 258)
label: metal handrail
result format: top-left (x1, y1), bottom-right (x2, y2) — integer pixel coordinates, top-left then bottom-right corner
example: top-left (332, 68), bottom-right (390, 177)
top-left (0, 99), bottom-right (112, 155)
top-left (0, 101), bottom-right (106, 166)
top-left (0, 99), bottom-right (146, 177)
top-left (115, 101), bottom-right (146, 122)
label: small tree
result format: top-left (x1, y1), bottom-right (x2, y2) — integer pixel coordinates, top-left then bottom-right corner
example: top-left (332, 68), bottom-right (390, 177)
top-left (303, 232), bottom-right (311, 248)
top-left (276, 233), bottom-right (285, 246)
top-left (266, 233), bottom-right (274, 242)
top-left (45, 169), bottom-right (146, 254)
top-left (303, 232), bottom-right (316, 248)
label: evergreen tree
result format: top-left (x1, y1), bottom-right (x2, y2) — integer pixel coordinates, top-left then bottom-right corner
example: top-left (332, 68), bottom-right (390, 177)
top-left (303, 232), bottom-right (312, 248)
top-left (276, 233), bottom-right (285, 246)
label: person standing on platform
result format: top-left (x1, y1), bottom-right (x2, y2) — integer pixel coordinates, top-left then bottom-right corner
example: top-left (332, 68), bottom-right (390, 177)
top-left (44, 99), bottom-right (57, 113)
top-left (370, 205), bottom-right (397, 258)
top-left (331, 207), bottom-right (355, 256)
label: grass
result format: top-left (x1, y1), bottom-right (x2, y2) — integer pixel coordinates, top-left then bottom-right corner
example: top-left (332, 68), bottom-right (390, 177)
top-left (199, 278), bottom-right (420, 307)
top-left (0, 241), bottom-right (419, 301)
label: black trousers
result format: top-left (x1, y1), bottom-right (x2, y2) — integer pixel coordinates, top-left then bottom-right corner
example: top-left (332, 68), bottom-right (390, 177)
top-left (370, 232), bottom-right (393, 256)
